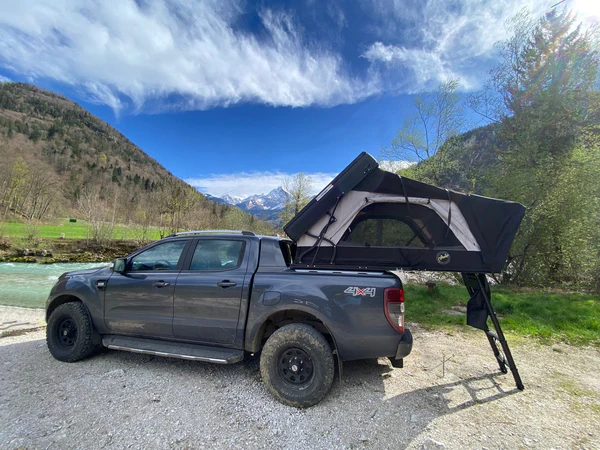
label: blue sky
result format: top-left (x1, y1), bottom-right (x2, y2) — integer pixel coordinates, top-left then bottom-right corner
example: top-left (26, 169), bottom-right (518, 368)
top-left (0, 0), bottom-right (598, 197)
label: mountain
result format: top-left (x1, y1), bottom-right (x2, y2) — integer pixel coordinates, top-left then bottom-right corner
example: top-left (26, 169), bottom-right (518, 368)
top-left (0, 82), bottom-right (274, 235)
top-left (399, 123), bottom-right (500, 194)
top-left (204, 193), bottom-right (229, 205)
top-left (207, 187), bottom-right (289, 222)
top-left (222, 194), bottom-right (245, 205)
top-left (236, 187), bottom-right (288, 211)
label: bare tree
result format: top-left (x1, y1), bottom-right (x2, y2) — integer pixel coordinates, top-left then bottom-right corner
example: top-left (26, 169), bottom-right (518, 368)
top-left (77, 185), bottom-right (115, 245)
top-left (381, 78), bottom-right (466, 184)
top-left (280, 173), bottom-right (312, 225)
top-left (22, 163), bottom-right (58, 220)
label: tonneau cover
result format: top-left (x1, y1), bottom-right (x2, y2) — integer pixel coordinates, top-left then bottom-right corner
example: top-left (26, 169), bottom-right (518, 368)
top-left (284, 152), bottom-right (525, 273)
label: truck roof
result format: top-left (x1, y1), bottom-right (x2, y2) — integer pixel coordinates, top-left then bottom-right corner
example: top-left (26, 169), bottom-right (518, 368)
top-left (160, 230), bottom-right (293, 269)
top-left (162, 230), bottom-right (290, 242)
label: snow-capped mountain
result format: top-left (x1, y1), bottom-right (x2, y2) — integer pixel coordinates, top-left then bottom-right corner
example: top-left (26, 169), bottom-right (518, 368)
top-left (236, 187), bottom-right (288, 211)
top-left (206, 187), bottom-right (289, 212)
top-left (221, 194), bottom-right (245, 205)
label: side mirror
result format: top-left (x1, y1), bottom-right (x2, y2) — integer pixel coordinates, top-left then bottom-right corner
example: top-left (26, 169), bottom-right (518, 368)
top-left (111, 258), bottom-right (127, 273)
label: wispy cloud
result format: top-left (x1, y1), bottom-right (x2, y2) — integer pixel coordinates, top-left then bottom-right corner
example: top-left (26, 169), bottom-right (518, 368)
top-left (186, 171), bottom-right (337, 198)
top-left (0, 0), bottom-right (375, 114)
top-left (360, 0), bottom-right (552, 91)
top-left (1, 0), bottom-right (596, 112)
top-left (187, 162), bottom-right (415, 197)
top-left (0, 74), bottom-right (11, 83)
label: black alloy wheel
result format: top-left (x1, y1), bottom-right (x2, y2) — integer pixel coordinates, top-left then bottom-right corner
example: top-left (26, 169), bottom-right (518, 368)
top-left (260, 323), bottom-right (335, 408)
top-left (46, 302), bottom-right (98, 362)
top-left (56, 317), bottom-right (78, 347)
top-left (278, 348), bottom-right (314, 385)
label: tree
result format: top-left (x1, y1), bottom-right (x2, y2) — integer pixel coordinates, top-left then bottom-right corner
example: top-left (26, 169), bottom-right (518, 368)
top-left (381, 78), bottom-right (467, 185)
top-left (474, 9), bottom-right (600, 285)
top-left (77, 185), bottom-right (114, 244)
top-left (1, 158), bottom-right (29, 217)
top-left (279, 173), bottom-right (312, 225)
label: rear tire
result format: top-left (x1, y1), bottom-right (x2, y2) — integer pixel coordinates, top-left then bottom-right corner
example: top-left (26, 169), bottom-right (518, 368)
top-left (47, 302), bottom-right (97, 362)
top-left (260, 323), bottom-right (334, 408)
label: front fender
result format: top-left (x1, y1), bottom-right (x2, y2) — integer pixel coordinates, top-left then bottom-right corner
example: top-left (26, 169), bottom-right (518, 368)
top-left (46, 267), bottom-right (112, 334)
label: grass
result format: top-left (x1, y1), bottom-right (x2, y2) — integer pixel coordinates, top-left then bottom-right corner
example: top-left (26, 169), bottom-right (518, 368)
top-left (0, 219), bottom-right (162, 241)
top-left (405, 284), bottom-right (600, 347)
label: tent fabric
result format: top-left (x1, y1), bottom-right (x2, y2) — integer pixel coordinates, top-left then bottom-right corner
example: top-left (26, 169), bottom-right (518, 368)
top-left (285, 152), bottom-right (525, 273)
top-left (296, 191), bottom-right (481, 251)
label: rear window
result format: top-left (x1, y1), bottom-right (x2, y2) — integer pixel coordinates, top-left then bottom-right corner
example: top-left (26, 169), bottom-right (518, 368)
top-left (190, 239), bottom-right (245, 271)
top-left (279, 241), bottom-right (294, 266)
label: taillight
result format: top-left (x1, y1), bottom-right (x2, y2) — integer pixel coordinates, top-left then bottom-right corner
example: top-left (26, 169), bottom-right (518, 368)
top-left (384, 288), bottom-right (405, 332)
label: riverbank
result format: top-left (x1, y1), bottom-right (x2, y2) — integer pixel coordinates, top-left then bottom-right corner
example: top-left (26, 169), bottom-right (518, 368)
top-left (0, 238), bottom-right (141, 263)
top-left (0, 262), bottom-right (111, 308)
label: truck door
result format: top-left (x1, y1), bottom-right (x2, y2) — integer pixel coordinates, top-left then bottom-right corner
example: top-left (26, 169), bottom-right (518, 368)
top-left (173, 238), bottom-right (249, 344)
top-left (104, 239), bottom-right (191, 337)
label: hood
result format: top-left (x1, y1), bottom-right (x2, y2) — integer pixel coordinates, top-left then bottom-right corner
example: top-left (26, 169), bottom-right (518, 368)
top-left (61, 265), bottom-right (112, 278)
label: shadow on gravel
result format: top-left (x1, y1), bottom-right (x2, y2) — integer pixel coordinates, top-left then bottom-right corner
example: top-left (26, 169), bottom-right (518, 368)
top-left (335, 358), bottom-right (520, 446)
top-left (2, 337), bottom-right (519, 449)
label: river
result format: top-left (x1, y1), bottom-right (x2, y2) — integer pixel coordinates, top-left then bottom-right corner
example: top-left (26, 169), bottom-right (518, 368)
top-left (0, 262), bottom-right (109, 309)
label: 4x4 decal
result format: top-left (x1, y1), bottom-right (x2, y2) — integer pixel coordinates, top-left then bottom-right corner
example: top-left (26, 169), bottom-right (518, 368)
top-left (344, 287), bottom-right (376, 297)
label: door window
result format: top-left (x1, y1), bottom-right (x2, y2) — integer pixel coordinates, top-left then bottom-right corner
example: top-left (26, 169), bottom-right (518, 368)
top-left (129, 240), bottom-right (187, 271)
top-left (190, 240), bottom-right (245, 271)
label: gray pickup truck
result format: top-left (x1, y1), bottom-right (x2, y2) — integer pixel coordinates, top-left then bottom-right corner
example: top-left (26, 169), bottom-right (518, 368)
top-left (45, 230), bottom-right (412, 407)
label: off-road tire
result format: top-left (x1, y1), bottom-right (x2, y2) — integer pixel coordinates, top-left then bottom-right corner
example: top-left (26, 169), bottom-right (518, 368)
top-left (46, 302), bottom-right (97, 362)
top-left (260, 323), bottom-right (334, 408)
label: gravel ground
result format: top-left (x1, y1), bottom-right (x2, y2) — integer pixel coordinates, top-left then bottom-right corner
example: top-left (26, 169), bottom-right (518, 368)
top-left (0, 306), bottom-right (44, 337)
top-left (1, 308), bottom-right (599, 450)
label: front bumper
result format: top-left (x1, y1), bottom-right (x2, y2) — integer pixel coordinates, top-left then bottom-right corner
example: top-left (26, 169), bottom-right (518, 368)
top-left (393, 328), bottom-right (413, 360)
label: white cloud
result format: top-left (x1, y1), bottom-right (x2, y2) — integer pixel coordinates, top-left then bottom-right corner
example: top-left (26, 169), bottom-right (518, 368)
top-left (0, 0), bottom-right (375, 113)
top-left (186, 171), bottom-right (337, 198)
top-left (1, 0), bottom-right (595, 111)
top-left (379, 160), bottom-right (416, 172)
top-left (359, 0), bottom-right (592, 92)
top-left (0, 75), bottom-right (11, 83)
top-left (362, 43), bottom-right (469, 90)
top-left (187, 162), bottom-right (415, 198)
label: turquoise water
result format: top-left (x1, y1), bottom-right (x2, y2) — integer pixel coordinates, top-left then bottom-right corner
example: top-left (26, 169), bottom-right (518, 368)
top-left (0, 262), bottom-right (109, 308)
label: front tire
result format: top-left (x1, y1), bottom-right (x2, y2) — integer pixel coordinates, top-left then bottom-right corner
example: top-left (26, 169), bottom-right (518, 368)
top-left (47, 302), bottom-right (97, 362)
top-left (260, 323), bottom-right (334, 408)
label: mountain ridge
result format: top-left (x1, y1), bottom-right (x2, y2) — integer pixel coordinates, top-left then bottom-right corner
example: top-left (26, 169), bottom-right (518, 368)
top-left (205, 187), bottom-right (289, 223)
top-left (0, 82), bottom-right (274, 235)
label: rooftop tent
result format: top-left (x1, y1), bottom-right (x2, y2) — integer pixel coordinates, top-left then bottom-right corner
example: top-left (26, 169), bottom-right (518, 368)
top-left (284, 152), bottom-right (525, 273)
top-left (285, 153), bottom-right (527, 391)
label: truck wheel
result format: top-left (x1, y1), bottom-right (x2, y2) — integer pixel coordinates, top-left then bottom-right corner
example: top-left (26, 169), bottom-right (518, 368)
top-left (47, 302), bottom-right (97, 362)
top-left (260, 323), bottom-right (334, 408)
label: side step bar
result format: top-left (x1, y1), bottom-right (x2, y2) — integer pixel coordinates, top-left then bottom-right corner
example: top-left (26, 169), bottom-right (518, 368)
top-left (462, 273), bottom-right (524, 391)
top-left (102, 335), bottom-right (244, 364)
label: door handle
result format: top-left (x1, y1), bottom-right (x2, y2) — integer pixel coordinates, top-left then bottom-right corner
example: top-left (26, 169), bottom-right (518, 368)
top-left (153, 281), bottom-right (170, 288)
top-left (217, 281), bottom-right (237, 288)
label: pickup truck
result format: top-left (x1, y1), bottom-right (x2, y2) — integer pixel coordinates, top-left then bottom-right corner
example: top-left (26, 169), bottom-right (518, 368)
top-left (45, 230), bottom-right (412, 407)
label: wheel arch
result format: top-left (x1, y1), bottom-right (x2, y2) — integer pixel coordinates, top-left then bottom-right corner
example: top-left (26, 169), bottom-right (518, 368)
top-left (247, 308), bottom-right (343, 378)
top-left (46, 295), bottom-right (102, 345)
top-left (46, 294), bottom-right (85, 322)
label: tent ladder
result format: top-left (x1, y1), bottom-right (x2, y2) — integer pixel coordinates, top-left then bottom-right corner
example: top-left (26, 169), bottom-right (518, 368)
top-left (462, 273), bottom-right (524, 391)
